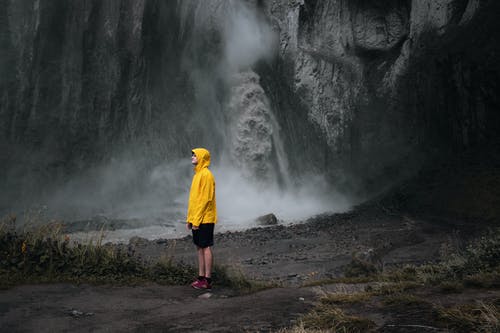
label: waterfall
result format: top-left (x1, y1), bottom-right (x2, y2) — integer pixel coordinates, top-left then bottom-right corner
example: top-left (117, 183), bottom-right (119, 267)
top-left (226, 71), bottom-right (291, 188)
top-left (178, 0), bottom-right (286, 187)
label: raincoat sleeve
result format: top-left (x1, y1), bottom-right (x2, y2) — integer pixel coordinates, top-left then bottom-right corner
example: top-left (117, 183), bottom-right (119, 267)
top-left (187, 170), bottom-right (216, 227)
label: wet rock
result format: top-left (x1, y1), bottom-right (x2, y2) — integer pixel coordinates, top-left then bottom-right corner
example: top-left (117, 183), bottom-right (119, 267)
top-left (255, 213), bottom-right (278, 226)
top-left (129, 236), bottom-right (149, 247)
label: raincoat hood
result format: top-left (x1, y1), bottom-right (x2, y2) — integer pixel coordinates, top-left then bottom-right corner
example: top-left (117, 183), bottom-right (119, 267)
top-left (192, 148), bottom-right (211, 172)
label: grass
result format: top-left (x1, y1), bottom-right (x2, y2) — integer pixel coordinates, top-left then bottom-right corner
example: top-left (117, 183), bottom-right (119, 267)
top-left (275, 322), bottom-right (330, 333)
top-left (300, 303), bottom-right (376, 333)
top-left (211, 263), bottom-right (274, 294)
top-left (381, 293), bottom-right (431, 307)
top-left (0, 216), bottom-right (259, 291)
top-left (320, 292), bottom-right (371, 305)
top-left (438, 280), bottom-right (464, 293)
top-left (280, 227), bottom-right (500, 333)
top-left (367, 281), bottom-right (421, 296)
top-left (362, 227), bottom-right (500, 291)
top-left (343, 256), bottom-right (378, 278)
top-left (303, 276), bottom-right (373, 287)
top-left (410, 228), bottom-right (500, 288)
top-left (437, 300), bottom-right (500, 333)
top-left (0, 219), bottom-right (149, 287)
top-left (463, 270), bottom-right (500, 288)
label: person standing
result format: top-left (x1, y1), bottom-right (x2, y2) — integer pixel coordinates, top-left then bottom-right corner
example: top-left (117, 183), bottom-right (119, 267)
top-left (186, 148), bottom-right (217, 290)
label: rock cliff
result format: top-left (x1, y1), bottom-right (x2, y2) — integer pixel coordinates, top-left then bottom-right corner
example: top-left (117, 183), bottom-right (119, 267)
top-left (262, 0), bottom-right (500, 191)
top-left (0, 0), bottom-right (499, 211)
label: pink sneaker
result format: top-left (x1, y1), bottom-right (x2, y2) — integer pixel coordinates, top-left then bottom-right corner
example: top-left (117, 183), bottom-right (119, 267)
top-left (191, 278), bottom-right (212, 290)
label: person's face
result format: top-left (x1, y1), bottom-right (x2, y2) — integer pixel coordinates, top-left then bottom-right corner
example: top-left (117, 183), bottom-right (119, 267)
top-left (191, 153), bottom-right (198, 165)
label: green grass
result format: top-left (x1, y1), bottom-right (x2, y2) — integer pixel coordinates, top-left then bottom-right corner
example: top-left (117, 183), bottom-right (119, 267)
top-left (411, 228), bottom-right (500, 287)
top-left (0, 217), bottom-right (258, 291)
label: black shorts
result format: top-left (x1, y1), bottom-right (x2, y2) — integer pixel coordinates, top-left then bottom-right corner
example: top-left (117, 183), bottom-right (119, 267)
top-left (192, 223), bottom-right (215, 248)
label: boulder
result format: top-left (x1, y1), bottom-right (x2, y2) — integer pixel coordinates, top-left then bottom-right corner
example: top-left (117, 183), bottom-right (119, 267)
top-left (255, 213), bottom-right (278, 226)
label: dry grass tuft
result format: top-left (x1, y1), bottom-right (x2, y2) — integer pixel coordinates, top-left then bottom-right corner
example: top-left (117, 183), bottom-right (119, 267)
top-left (381, 293), bottom-right (431, 307)
top-left (300, 303), bottom-right (376, 333)
top-left (275, 322), bottom-right (330, 333)
top-left (320, 292), bottom-right (371, 305)
top-left (437, 300), bottom-right (500, 333)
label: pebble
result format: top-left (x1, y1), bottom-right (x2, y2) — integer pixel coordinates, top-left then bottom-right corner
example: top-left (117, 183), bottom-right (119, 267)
top-left (66, 309), bottom-right (94, 317)
top-left (198, 292), bottom-right (213, 299)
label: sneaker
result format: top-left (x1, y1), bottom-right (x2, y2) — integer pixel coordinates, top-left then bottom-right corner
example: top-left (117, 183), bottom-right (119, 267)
top-left (191, 278), bottom-right (212, 290)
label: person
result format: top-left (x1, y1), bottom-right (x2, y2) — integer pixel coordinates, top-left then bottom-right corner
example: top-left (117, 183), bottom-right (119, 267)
top-left (186, 148), bottom-right (217, 290)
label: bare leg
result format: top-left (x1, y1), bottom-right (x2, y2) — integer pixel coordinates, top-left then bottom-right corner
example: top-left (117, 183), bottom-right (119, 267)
top-left (203, 247), bottom-right (213, 278)
top-left (197, 247), bottom-right (205, 277)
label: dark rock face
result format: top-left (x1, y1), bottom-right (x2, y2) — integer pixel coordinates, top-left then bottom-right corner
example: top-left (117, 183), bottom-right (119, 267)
top-left (0, 1), bottom-right (204, 208)
top-left (263, 0), bottom-right (500, 191)
top-left (0, 0), bottom-right (499, 211)
top-left (352, 1), bottom-right (409, 53)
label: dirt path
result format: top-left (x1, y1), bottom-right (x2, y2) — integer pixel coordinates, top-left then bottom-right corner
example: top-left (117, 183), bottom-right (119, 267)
top-left (0, 283), bottom-right (319, 332)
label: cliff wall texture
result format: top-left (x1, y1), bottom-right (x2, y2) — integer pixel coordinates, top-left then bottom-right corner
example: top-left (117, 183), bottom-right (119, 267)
top-left (264, 0), bottom-right (499, 190)
top-left (0, 0), bottom-right (498, 209)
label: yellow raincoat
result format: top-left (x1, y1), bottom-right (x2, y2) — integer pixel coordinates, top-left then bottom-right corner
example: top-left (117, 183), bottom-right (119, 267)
top-left (186, 148), bottom-right (217, 227)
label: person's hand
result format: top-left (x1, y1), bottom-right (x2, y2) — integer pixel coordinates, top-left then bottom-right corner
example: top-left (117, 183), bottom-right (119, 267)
top-left (186, 223), bottom-right (192, 231)
top-left (192, 225), bottom-right (199, 230)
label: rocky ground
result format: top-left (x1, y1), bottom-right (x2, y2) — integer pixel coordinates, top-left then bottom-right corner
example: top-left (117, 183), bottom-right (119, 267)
top-left (1, 196), bottom-right (497, 332)
top-left (132, 203), bottom-right (475, 287)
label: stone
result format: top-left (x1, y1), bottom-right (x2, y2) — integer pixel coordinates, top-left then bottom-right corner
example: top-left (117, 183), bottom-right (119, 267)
top-left (255, 213), bottom-right (278, 226)
top-left (198, 292), bottom-right (213, 299)
top-left (66, 309), bottom-right (94, 317)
